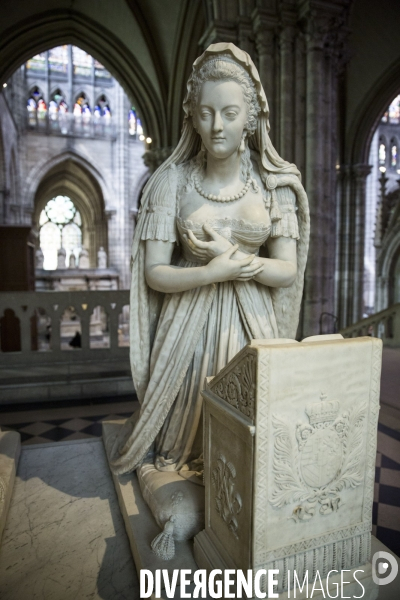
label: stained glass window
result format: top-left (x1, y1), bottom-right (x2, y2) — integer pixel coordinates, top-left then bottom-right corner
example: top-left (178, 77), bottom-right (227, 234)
top-left (39, 196), bottom-right (82, 269)
top-left (94, 58), bottom-right (111, 79)
top-left (26, 53), bottom-right (46, 71)
top-left (73, 92), bottom-right (91, 124)
top-left (49, 46), bottom-right (68, 74)
top-left (27, 87), bottom-right (46, 127)
top-left (72, 46), bottom-right (92, 77)
top-left (391, 144), bottom-right (398, 169)
top-left (94, 95), bottom-right (111, 119)
top-left (388, 95), bottom-right (400, 124)
top-left (379, 142), bottom-right (386, 166)
top-left (129, 108), bottom-right (137, 135)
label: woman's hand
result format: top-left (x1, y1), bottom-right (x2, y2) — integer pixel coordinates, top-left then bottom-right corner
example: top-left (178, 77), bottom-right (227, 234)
top-left (206, 245), bottom-right (264, 283)
top-left (185, 224), bottom-right (232, 262)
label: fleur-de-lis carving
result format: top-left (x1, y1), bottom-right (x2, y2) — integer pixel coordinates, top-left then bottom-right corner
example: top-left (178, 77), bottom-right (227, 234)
top-left (211, 454), bottom-right (242, 539)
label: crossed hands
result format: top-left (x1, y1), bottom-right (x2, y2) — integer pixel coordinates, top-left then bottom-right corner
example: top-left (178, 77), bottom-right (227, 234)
top-left (185, 223), bottom-right (264, 282)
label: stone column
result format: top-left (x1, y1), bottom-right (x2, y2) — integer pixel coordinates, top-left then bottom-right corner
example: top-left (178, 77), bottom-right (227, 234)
top-left (298, 0), bottom-right (351, 336)
top-left (302, 19), bottom-right (329, 336)
top-left (253, 9), bottom-right (278, 142)
top-left (279, 25), bottom-right (296, 161)
top-left (352, 164), bottom-right (372, 322)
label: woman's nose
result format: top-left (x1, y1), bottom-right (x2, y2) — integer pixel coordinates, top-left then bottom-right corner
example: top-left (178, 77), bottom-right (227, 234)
top-left (212, 112), bottom-right (223, 132)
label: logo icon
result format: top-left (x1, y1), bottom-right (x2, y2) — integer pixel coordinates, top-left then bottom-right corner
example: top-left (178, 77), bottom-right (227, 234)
top-left (372, 551), bottom-right (398, 585)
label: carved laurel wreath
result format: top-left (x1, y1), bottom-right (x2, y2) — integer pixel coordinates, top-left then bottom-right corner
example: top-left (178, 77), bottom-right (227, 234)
top-left (269, 403), bottom-right (366, 522)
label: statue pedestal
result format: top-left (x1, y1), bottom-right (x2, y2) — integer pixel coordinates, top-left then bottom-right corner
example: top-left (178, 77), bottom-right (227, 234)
top-left (194, 336), bottom-right (382, 596)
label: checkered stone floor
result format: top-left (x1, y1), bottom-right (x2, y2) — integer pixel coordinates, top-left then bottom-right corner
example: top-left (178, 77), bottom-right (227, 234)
top-left (1, 397), bottom-right (400, 559)
top-left (0, 412), bottom-right (133, 445)
top-left (373, 422), bottom-right (400, 556)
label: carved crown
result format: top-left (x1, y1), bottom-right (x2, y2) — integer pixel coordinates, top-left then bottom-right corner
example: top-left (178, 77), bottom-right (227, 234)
top-left (305, 393), bottom-right (339, 425)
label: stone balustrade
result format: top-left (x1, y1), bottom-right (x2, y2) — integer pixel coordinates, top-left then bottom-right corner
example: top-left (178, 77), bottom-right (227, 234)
top-left (340, 303), bottom-right (400, 347)
top-left (26, 112), bottom-right (117, 140)
top-left (0, 290), bottom-right (130, 365)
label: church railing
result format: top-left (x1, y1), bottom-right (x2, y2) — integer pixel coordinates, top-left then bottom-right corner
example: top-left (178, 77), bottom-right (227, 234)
top-left (0, 290), bottom-right (130, 364)
top-left (340, 303), bottom-right (400, 347)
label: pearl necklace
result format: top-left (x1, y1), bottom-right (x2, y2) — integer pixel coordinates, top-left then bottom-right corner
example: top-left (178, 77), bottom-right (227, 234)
top-left (194, 174), bottom-right (251, 202)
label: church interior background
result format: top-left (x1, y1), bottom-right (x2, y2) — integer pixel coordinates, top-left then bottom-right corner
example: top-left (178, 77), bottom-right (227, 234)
top-left (0, 0), bottom-right (400, 597)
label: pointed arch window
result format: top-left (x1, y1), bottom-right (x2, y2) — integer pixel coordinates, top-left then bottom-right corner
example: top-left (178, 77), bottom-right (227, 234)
top-left (379, 138), bottom-right (387, 172)
top-left (391, 140), bottom-right (398, 170)
top-left (39, 196), bottom-right (82, 270)
top-left (128, 107), bottom-right (143, 137)
top-left (27, 87), bottom-right (47, 128)
top-left (49, 89), bottom-right (68, 120)
top-left (73, 92), bottom-right (91, 128)
top-left (94, 95), bottom-right (111, 119)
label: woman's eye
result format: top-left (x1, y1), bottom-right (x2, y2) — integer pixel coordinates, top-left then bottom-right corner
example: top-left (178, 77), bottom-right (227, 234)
top-left (225, 111), bottom-right (238, 118)
top-left (200, 111), bottom-right (211, 119)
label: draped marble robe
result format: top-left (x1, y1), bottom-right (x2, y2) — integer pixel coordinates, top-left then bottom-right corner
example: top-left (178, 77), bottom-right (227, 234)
top-left (108, 160), bottom-right (310, 475)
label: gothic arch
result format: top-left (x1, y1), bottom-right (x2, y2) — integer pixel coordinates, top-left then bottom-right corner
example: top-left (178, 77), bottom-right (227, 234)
top-left (25, 150), bottom-right (112, 212)
top-left (0, 121), bottom-right (5, 222)
top-left (0, 9), bottom-right (167, 147)
top-left (347, 60), bottom-right (400, 165)
top-left (33, 157), bottom-right (108, 267)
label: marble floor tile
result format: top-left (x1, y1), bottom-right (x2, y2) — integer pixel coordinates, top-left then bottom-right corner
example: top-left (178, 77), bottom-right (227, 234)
top-left (0, 439), bottom-right (138, 600)
top-left (18, 421), bottom-right (55, 436)
top-left (380, 467), bottom-right (400, 487)
top-left (377, 503), bottom-right (400, 532)
top-left (60, 417), bottom-right (94, 431)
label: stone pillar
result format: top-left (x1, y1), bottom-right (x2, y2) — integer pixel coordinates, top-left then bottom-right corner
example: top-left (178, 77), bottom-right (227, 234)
top-left (298, 0), bottom-right (351, 336)
top-left (302, 19), bottom-right (329, 336)
top-left (253, 9), bottom-right (278, 143)
top-left (279, 25), bottom-right (296, 161)
top-left (352, 164), bottom-right (372, 322)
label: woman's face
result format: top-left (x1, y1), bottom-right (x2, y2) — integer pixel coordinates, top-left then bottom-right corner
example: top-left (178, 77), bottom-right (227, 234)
top-left (195, 80), bottom-right (248, 160)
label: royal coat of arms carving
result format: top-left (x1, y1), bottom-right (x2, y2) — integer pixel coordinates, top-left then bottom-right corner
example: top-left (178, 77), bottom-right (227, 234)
top-left (269, 393), bottom-right (366, 522)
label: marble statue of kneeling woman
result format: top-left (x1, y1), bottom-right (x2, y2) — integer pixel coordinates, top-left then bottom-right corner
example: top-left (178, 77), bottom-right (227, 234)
top-left (108, 42), bottom-right (310, 556)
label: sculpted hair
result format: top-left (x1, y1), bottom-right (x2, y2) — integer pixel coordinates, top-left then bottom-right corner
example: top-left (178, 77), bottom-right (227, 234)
top-left (190, 58), bottom-right (261, 136)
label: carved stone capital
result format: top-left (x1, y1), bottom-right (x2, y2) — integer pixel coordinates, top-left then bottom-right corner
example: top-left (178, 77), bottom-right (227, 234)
top-left (199, 21), bottom-right (238, 49)
top-left (279, 25), bottom-right (297, 53)
top-left (252, 7), bottom-right (278, 53)
top-left (353, 163), bottom-right (372, 182)
top-left (298, 0), bottom-right (351, 71)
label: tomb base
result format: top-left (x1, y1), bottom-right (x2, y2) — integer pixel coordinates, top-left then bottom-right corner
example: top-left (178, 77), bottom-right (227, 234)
top-left (0, 428), bottom-right (21, 544)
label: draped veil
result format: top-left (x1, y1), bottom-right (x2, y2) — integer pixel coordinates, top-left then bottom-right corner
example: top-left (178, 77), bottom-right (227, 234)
top-left (108, 43), bottom-right (310, 474)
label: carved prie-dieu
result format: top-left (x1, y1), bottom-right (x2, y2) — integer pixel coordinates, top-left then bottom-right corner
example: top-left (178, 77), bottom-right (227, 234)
top-left (211, 354), bottom-right (255, 419)
top-left (270, 393), bottom-right (366, 522)
top-left (211, 454), bottom-right (242, 539)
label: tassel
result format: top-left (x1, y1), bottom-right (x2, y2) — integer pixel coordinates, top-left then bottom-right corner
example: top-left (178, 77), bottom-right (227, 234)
top-left (270, 189), bottom-right (282, 223)
top-left (151, 516), bottom-right (176, 560)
